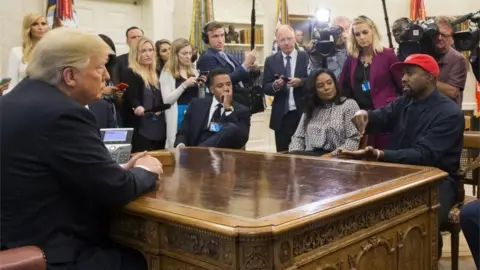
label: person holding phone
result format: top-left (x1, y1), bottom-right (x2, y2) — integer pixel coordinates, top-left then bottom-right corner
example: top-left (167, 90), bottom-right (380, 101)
top-left (159, 38), bottom-right (206, 149)
top-left (174, 68), bottom-right (250, 149)
top-left (263, 25), bottom-right (309, 152)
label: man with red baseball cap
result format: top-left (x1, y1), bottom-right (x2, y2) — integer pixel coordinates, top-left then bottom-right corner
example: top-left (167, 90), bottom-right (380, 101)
top-left (340, 53), bottom-right (464, 259)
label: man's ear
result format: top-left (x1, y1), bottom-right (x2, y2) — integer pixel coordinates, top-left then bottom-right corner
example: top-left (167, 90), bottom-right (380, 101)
top-left (62, 67), bottom-right (77, 88)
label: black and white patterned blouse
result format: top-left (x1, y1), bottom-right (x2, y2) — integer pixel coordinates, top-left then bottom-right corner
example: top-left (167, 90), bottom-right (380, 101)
top-left (289, 98), bottom-right (361, 153)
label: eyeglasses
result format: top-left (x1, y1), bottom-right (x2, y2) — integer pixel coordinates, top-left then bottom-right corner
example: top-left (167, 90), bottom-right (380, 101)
top-left (438, 32), bottom-right (452, 39)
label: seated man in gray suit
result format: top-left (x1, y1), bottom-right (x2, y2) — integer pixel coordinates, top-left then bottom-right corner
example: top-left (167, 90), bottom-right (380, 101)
top-left (175, 68), bottom-right (251, 149)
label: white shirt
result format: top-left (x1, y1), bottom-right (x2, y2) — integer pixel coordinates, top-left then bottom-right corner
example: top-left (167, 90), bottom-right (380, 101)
top-left (281, 49), bottom-right (298, 111)
top-left (207, 97), bottom-right (233, 127)
top-left (5, 47), bottom-right (27, 95)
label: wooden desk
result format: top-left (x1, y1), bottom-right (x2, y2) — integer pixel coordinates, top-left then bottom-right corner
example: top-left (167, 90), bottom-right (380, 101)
top-left (111, 148), bottom-right (447, 270)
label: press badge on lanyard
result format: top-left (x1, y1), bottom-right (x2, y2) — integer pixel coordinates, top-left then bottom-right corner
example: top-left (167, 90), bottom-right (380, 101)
top-left (209, 122), bottom-right (222, 132)
top-left (361, 81), bottom-right (371, 92)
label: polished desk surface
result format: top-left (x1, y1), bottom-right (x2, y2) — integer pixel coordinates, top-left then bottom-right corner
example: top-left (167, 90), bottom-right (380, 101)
top-left (127, 148), bottom-right (447, 235)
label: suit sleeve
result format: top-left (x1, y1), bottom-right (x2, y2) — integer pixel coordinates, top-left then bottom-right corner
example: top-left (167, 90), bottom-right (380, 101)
top-left (174, 99), bottom-right (195, 147)
top-left (106, 102), bottom-right (116, 128)
top-left (263, 56), bottom-right (283, 96)
top-left (197, 54), bottom-right (249, 86)
top-left (366, 97), bottom-right (403, 134)
top-left (381, 111), bottom-right (464, 166)
top-left (224, 105), bottom-right (251, 148)
top-left (122, 68), bottom-right (142, 110)
top-left (45, 107), bottom-right (157, 208)
top-left (298, 52), bottom-right (309, 85)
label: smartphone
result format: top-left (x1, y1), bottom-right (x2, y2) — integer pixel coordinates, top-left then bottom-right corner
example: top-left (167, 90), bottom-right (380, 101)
top-left (274, 74), bottom-right (291, 82)
top-left (115, 83), bottom-right (129, 91)
top-left (199, 70), bottom-right (209, 77)
top-left (0, 77), bottom-right (12, 85)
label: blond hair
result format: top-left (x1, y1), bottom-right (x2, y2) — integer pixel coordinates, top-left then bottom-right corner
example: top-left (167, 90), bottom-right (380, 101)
top-left (347, 15), bottom-right (384, 58)
top-left (164, 38), bottom-right (195, 79)
top-left (21, 13), bottom-right (46, 63)
top-left (128, 37), bottom-right (159, 88)
top-left (26, 28), bottom-right (112, 85)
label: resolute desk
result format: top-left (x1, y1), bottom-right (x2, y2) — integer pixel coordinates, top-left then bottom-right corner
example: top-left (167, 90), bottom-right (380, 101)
top-left (111, 148), bottom-right (446, 270)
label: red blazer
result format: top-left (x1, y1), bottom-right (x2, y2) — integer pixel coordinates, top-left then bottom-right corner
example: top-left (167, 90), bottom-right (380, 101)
top-left (339, 48), bottom-right (402, 109)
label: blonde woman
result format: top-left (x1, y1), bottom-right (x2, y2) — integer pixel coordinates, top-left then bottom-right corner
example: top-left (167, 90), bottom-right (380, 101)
top-left (159, 38), bottom-right (206, 149)
top-left (122, 37), bottom-right (168, 152)
top-left (338, 15), bottom-right (402, 149)
top-left (5, 13), bottom-right (49, 94)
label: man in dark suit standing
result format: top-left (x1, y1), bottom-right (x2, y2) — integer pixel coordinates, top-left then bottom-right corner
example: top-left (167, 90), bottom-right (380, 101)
top-left (89, 99), bottom-right (117, 128)
top-left (175, 68), bottom-right (251, 149)
top-left (0, 28), bottom-right (162, 270)
top-left (263, 25), bottom-right (309, 152)
top-left (116, 26), bottom-right (144, 69)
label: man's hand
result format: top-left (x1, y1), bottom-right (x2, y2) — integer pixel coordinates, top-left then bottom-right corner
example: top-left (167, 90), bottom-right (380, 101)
top-left (134, 155), bottom-right (163, 175)
top-left (122, 151), bottom-right (147, 170)
top-left (338, 146), bottom-right (383, 161)
top-left (287, 77), bottom-right (303, 88)
top-left (222, 90), bottom-right (233, 110)
top-left (243, 49), bottom-right (257, 69)
top-left (351, 110), bottom-right (369, 135)
top-left (273, 78), bottom-right (286, 90)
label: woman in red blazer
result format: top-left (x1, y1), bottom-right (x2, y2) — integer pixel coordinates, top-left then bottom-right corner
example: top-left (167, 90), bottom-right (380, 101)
top-left (339, 15), bottom-right (402, 150)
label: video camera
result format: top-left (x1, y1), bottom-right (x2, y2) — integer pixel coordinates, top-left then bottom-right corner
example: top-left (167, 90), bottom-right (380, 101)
top-left (310, 25), bottom-right (344, 56)
top-left (397, 19), bottom-right (439, 59)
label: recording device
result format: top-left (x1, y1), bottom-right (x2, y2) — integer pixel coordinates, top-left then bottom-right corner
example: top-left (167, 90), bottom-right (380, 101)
top-left (197, 70), bottom-right (209, 82)
top-left (274, 74), bottom-right (291, 82)
top-left (310, 25), bottom-right (344, 58)
top-left (397, 19), bottom-right (439, 58)
top-left (100, 128), bottom-right (134, 165)
top-left (0, 77), bottom-right (12, 86)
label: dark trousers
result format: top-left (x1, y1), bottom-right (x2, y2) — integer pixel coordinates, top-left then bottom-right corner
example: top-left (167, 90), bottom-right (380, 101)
top-left (460, 200), bottom-right (480, 268)
top-left (132, 133), bottom-right (166, 152)
top-left (289, 149), bottom-right (330, 156)
top-left (274, 111), bottom-right (301, 152)
top-left (49, 246), bottom-right (147, 270)
top-left (438, 178), bottom-right (458, 258)
top-left (198, 123), bottom-right (243, 149)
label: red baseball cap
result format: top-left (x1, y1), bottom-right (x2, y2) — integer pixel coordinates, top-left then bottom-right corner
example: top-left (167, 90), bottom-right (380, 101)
top-left (390, 54), bottom-right (440, 77)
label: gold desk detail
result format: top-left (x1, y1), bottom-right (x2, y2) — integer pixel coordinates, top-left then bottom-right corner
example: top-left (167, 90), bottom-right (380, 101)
top-left (112, 148), bottom-right (447, 270)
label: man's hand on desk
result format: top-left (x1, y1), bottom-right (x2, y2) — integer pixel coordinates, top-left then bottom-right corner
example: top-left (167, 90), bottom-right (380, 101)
top-left (338, 146), bottom-right (384, 161)
top-left (351, 110), bottom-right (369, 135)
top-left (122, 151), bottom-right (163, 175)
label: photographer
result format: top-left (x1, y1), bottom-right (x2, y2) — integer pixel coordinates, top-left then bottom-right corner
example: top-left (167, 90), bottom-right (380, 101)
top-left (391, 17), bottom-right (411, 61)
top-left (307, 16), bottom-right (351, 78)
top-left (434, 16), bottom-right (468, 106)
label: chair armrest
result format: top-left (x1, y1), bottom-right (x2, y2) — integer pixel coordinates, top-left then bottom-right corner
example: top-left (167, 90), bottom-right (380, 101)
top-left (0, 246), bottom-right (46, 270)
top-left (459, 156), bottom-right (480, 177)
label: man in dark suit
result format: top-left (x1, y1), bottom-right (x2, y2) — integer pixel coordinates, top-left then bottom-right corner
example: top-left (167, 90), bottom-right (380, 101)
top-left (0, 28), bottom-right (163, 270)
top-left (263, 25), bottom-right (309, 152)
top-left (175, 68), bottom-right (251, 149)
top-left (197, 21), bottom-right (257, 107)
top-left (197, 21), bottom-right (256, 86)
top-left (116, 26), bottom-right (144, 69)
top-left (89, 99), bottom-right (117, 128)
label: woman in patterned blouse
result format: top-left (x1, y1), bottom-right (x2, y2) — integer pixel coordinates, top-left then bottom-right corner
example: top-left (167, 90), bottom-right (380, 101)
top-left (289, 69), bottom-right (361, 156)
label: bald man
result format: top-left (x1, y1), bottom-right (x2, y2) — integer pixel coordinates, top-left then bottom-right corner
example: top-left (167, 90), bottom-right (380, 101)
top-left (263, 25), bottom-right (309, 152)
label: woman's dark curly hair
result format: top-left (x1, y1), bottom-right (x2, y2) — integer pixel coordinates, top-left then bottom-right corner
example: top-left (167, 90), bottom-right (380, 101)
top-left (304, 69), bottom-right (345, 123)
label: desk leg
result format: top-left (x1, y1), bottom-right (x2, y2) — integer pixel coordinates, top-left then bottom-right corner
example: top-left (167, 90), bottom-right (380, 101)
top-left (430, 185), bottom-right (440, 270)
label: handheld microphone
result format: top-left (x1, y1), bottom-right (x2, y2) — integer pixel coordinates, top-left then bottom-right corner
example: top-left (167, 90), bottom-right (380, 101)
top-left (451, 10), bottom-right (480, 25)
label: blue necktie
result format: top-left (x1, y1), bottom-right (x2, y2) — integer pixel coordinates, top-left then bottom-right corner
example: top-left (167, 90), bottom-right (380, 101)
top-left (284, 55), bottom-right (292, 114)
top-left (219, 52), bottom-right (236, 70)
top-left (284, 55), bottom-right (291, 78)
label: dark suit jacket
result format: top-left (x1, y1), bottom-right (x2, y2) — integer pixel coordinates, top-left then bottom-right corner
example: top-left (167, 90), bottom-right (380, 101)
top-left (263, 50), bottom-right (309, 130)
top-left (89, 99), bottom-right (116, 129)
top-left (0, 79), bottom-right (158, 269)
top-left (116, 53), bottom-right (129, 83)
top-left (174, 95), bottom-right (251, 148)
top-left (197, 48), bottom-right (250, 86)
